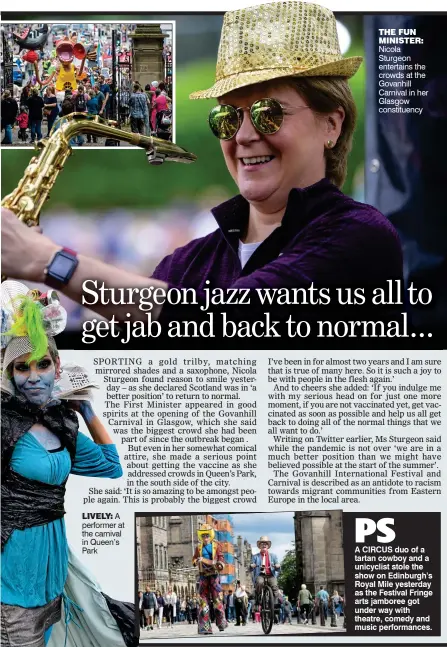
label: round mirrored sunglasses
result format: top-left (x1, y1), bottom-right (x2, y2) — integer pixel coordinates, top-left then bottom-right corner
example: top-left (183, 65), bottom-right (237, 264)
top-left (209, 98), bottom-right (285, 140)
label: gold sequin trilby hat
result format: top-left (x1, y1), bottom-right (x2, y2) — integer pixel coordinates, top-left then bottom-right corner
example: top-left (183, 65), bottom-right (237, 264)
top-left (190, 1), bottom-right (363, 99)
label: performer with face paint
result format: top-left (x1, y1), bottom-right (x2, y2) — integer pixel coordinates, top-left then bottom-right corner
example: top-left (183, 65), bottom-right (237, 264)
top-left (192, 523), bottom-right (227, 635)
top-left (0, 282), bottom-right (130, 647)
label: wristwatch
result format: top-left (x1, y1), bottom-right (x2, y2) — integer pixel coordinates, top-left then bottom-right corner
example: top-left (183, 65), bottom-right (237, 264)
top-left (44, 247), bottom-right (79, 289)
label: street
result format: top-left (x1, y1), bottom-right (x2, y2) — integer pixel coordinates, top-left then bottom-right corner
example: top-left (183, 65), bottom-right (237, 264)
top-left (139, 618), bottom-right (345, 641)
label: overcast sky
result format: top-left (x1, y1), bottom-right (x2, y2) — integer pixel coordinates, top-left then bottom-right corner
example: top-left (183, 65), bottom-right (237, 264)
top-left (231, 512), bottom-right (295, 561)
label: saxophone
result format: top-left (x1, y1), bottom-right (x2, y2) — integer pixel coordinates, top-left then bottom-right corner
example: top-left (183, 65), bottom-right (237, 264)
top-left (1, 113), bottom-right (197, 226)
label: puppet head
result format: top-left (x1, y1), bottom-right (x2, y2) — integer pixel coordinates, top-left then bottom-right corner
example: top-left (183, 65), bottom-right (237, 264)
top-left (56, 38), bottom-right (74, 65)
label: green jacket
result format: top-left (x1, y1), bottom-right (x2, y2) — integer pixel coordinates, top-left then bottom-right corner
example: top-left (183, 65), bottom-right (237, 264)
top-left (298, 589), bottom-right (313, 605)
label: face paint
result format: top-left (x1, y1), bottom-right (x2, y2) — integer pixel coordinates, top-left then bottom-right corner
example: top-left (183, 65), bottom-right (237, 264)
top-left (12, 353), bottom-right (56, 406)
top-left (79, 401), bottom-right (95, 423)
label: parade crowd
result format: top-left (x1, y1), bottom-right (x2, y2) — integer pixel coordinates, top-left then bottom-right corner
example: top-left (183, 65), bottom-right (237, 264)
top-left (1, 76), bottom-right (171, 145)
top-left (138, 583), bottom-right (344, 630)
top-left (126, 81), bottom-right (172, 140)
top-left (1, 74), bottom-right (111, 145)
top-left (1, 23), bottom-right (173, 145)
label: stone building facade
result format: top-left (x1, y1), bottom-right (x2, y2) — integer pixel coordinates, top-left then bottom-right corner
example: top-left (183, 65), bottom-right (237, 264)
top-left (136, 514), bottom-right (205, 598)
top-left (294, 510), bottom-right (345, 596)
top-left (234, 536), bottom-right (254, 591)
top-left (168, 515), bottom-right (206, 569)
top-left (130, 24), bottom-right (168, 88)
top-left (136, 516), bottom-right (170, 593)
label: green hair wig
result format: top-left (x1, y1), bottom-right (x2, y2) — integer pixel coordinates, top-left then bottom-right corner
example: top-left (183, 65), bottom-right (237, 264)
top-left (4, 294), bottom-right (48, 364)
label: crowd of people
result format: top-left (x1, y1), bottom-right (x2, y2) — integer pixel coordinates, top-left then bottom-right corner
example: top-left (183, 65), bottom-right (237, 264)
top-left (139, 587), bottom-right (200, 630)
top-left (1, 74), bottom-right (172, 145)
top-left (138, 582), bottom-right (344, 631)
top-left (126, 80), bottom-right (172, 140)
top-left (295, 584), bottom-right (345, 624)
top-left (1, 74), bottom-right (113, 145)
top-left (228, 583), bottom-right (344, 626)
top-left (2, 23), bottom-right (173, 145)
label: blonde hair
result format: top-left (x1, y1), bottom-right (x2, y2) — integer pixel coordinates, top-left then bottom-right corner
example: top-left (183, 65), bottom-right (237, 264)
top-left (287, 77), bottom-right (357, 188)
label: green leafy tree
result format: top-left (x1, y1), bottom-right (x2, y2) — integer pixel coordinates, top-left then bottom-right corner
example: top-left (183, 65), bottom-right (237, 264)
top-left (278, 545), bottom-right (298, 602)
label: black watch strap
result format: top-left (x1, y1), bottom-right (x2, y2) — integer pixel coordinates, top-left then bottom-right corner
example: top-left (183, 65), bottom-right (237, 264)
top-left (44, 247), bottom-right (79, 289)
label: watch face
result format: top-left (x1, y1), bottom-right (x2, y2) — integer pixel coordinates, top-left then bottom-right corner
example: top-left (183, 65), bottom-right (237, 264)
top-left (51, 253), bottom-right (75, 279)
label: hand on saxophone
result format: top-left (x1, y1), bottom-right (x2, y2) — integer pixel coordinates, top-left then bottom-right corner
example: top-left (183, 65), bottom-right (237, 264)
top-left (1, 207), bottom-right (59, 281)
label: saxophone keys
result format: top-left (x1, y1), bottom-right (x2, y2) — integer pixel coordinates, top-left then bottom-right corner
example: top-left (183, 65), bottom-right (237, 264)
top-left (17, 196), bottom-right (35, 215)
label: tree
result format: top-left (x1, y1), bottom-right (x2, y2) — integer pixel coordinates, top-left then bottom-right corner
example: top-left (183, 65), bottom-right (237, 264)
top-left (277, 544), bottom-right (298, 602)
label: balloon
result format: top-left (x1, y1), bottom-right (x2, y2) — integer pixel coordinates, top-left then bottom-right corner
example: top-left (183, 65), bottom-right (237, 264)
top-left (22, 50), bottom-right (39, 63)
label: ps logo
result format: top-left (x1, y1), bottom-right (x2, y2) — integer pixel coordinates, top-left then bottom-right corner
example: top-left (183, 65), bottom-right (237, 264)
top-left (355, 518), bottom-right (396, 543)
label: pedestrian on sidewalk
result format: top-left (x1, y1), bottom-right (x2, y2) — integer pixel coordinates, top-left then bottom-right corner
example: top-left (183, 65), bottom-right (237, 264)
top-left (86, 89), bottom-right (100, 143)
top-left (191, 597), bottom-right (198, 624)
top-left (129, 83), bottom-right (148, 135)
top-left (156, 590), bottom-right (165, 627)
top-left (226, 590), bottom-right (235, 622)
top-left (283, 596), bottom-right (293, 624)
top-left (138, 591), bottom-right (144, 629)
top-left (142, 585), bottom-right (158, 630)
top-left (298, 583), bottom-right (313, 623)
top-left (27, 87), bottom-right (44, 143)
top-left (234, 582), bottom-right (248, 626)
top-left (186, 596), bottom-right (194, 623)
top-left (16, 105), bottom-right (29, 142)
top-left (165, 588), bottom-right (176, 627)
top-left (316, 585), bottom-right (329, 620)
top-left (180, 597), bottom-right (187, 621)
top-left (43, 85), bottom-right (58, 135)
top-left (1, 90), bottom-right (18, 145)
top-left (331, 590), bottom-right (343, 620)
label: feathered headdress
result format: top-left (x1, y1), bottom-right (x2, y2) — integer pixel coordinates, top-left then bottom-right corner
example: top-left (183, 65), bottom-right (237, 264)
top-left (1, 281), bottom-right (67, 371)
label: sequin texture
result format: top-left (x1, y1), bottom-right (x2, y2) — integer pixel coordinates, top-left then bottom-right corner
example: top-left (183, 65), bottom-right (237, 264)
top-left (190, 1), bottom-right (363, 99)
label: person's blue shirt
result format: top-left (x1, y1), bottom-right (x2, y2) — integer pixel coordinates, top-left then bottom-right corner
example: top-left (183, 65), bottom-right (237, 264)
top-left (129, 92), bottom-right (148, 120)
top-left (87, 96), bottom-right (100, 115)
top-left (316, 589), bottom-right (329, 603)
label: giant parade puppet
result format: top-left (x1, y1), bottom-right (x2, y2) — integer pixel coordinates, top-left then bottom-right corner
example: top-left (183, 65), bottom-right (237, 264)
top-left (33, 37), bottom-right (91, 101)
top-left (12, 25), bottom-right (96, 101)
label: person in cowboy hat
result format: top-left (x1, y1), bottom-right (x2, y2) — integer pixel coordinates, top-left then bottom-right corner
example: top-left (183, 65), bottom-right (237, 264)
top-left (2, 1), bottom-right (403, 336)
top-left (192, 523), bottom-right (227, 635)
top-left (250, 536), bottom-right (281, 604)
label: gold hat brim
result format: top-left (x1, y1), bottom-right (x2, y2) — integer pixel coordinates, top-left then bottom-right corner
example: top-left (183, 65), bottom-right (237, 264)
top-left (190, 56), bottom-right (363, 100)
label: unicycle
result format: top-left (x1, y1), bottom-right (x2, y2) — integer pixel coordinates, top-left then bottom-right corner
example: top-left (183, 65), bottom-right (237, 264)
top-left (260, 573), bottom-right (275, 634)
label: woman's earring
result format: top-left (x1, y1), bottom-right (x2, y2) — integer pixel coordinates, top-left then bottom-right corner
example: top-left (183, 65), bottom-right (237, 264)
top-left (326, 140), bottom-right (334, 149)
